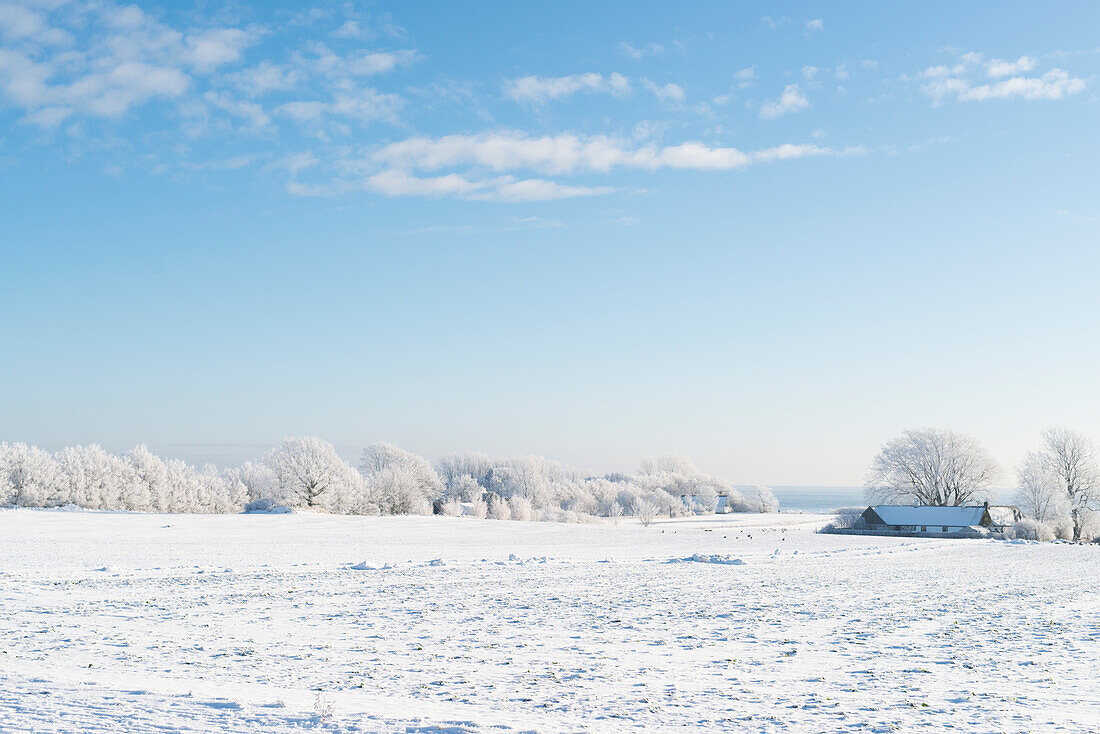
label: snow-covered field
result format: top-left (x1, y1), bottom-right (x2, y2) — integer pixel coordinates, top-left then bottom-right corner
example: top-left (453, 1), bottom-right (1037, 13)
top-left (1, 510), bottom-right (1097, 733)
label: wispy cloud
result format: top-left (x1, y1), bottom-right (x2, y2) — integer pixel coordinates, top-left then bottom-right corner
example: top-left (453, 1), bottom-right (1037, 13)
top-left (759, 84), bottom-right (810, 119)
top-left (805, 19), bottom-right (824, 32)
top-left (985, 55), bottom-right (1035, 77)
top-left (503, 73), bottom-right (632, 104)
top-left (369, 131), bottom-right (848, 175)
top-left (617, 42), bottom-right (664, 61)
top-left (641, 79), bottom-right (685, 104)
top-left (362, 170), bottom-right (616, 202)
top-left (918, 52), bottom-right (1085, 103)
top-left (503, 72), bottom-right (633, 103)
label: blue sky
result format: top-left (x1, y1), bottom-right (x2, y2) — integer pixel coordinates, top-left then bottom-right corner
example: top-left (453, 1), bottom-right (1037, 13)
top-left (1, 1), bottom-right (1098, 484)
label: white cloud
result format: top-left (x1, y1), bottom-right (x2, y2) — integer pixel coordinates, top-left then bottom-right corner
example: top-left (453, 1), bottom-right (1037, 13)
top-left (478, 176), bottom-right (615, 203)
top-left (0, 5), bottom-right (264, 124)
top-left (364, 169), bottom-right (484, 198)
top-left (802, 65), bottom-right (818, 80)
top-left (273, 151), bottom-right (319, 174)
top-left (504, 72), bottom-right (632, 104)
top-left (0, 1), bottom-right (71, 45)
top-left (346, 50), bottom-right (418, 75)
top-left (617, 42), bottom-right (663, 61)
top-left (920, 56), bottom-right (1085, 103)
top-left (369, 131), bottom-right (842, 176)
top-left (329, 13), bottom-right (405, 41)
top-left (642, 79), bottom-right (685, 104)
top-left (331, 20), bottom-right (365, 39)
top-left (362, 169), bottom-right (614, 202)
top-left (985, 55), bottom-right (1035, 77)
top-left (759, 84), bottom-right (810, 119)
top-left (185, 28), bottom-right (256, 72)
top-left (225, 61), bottom-right (302, 97)
top-left (274, 87), bottom-right (403, 129)
top-left (275, 100), bottom-right (326, 123)
top-left (806, 19), bottom-right (824, 32)
top-left (297, 45), bottom-right (418, 77)
top-left (204, 90), bottom-right (270, 131)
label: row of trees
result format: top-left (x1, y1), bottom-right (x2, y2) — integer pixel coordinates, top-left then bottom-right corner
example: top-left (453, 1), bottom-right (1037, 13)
top-left (0, 438), bottom-right (778, 520)
top-left (866, 427), bottom-right (1099, 540)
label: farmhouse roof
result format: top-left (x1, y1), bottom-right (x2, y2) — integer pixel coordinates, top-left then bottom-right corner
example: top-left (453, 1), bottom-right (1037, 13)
top-left (867, 505), bottom-right (988, 526)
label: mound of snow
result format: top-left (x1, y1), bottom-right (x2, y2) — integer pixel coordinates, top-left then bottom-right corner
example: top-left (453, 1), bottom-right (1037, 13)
top-left (668, 554), bottom-right (745, 566)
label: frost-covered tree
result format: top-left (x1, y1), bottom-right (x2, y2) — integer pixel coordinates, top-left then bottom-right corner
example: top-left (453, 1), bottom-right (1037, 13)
top-left (202, 465), bottom-right (248, 514)
top-left (741, 485), bottom-right (780, 514)
top-left (1022, 428), bottom-right (1099, 541)
top-left (127, 445), bottom-right (170, 512)
top-left (360, 442), bottom-right (442, 514)
top-left (635, 454), bottom-right (750, 515)
top-left (635, 498), bottom-right (660, 527)
top-left (435, 452), bottom-right (492, 494)
top-left (0, 442), bottom-right (59, 507)
top-left (54, 444), bottom-right (146, 510)
top-left (264, 437), bottom-right (359, 511)
top-left (865, 428), bottom-right (1000, 506)
top-left (227, 460), bottom-right (279, 504)
top-left (444, 474), bottom-right (484, 502)
top-left (1015, 452), bottom-right (1069, 525)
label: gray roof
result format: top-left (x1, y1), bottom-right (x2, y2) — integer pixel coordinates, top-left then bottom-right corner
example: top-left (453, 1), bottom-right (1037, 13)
top-left (868, 505), bottom-right (987, 526)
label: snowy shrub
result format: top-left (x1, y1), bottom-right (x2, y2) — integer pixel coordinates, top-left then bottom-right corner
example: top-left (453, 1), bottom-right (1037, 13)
top-left (360, 443), bottom-right (441, 514)
top-left (243, 498), bottom-right (291, 514)
top-left (827, 507), bottom-right (866, 530)
top-left (1079, 510), bottom-right (1100, 542)
top-left (487, 494), bottom-right (511, 520)
top-left (367, 465), bottom-right (433, 515)
top-left (466, 498), bottom-right (487, 518)
top-left (634, 498), bottom-right (660, 527)
top-left (441, 499), bottom-right (464, 517)
top-left (744, 485), bottom-right (780, 513)
top-left (1006, 518), bottom-right (1056, 542)
top-left (508, 495), bottom-right (533, 521)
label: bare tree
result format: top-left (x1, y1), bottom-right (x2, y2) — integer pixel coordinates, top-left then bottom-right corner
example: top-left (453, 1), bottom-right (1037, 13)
top-left (865, 428), bottom-right (1001, 506)
top-left (1029, 428), bottom-right (1098, 541)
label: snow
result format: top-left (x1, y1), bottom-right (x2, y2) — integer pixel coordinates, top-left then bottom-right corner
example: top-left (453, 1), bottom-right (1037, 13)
top-left (1, 509), bottom-right (1098, 732)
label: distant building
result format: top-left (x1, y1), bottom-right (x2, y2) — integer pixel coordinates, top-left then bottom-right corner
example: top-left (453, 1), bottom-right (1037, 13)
top-left (857, 502), bottom-right (1020, 536)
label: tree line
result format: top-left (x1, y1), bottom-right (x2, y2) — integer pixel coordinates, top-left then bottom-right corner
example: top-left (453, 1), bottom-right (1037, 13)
top-left (866, 427), bottom-right (1099, 541)
top-left (0, 438), bottom-right (779, 521)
